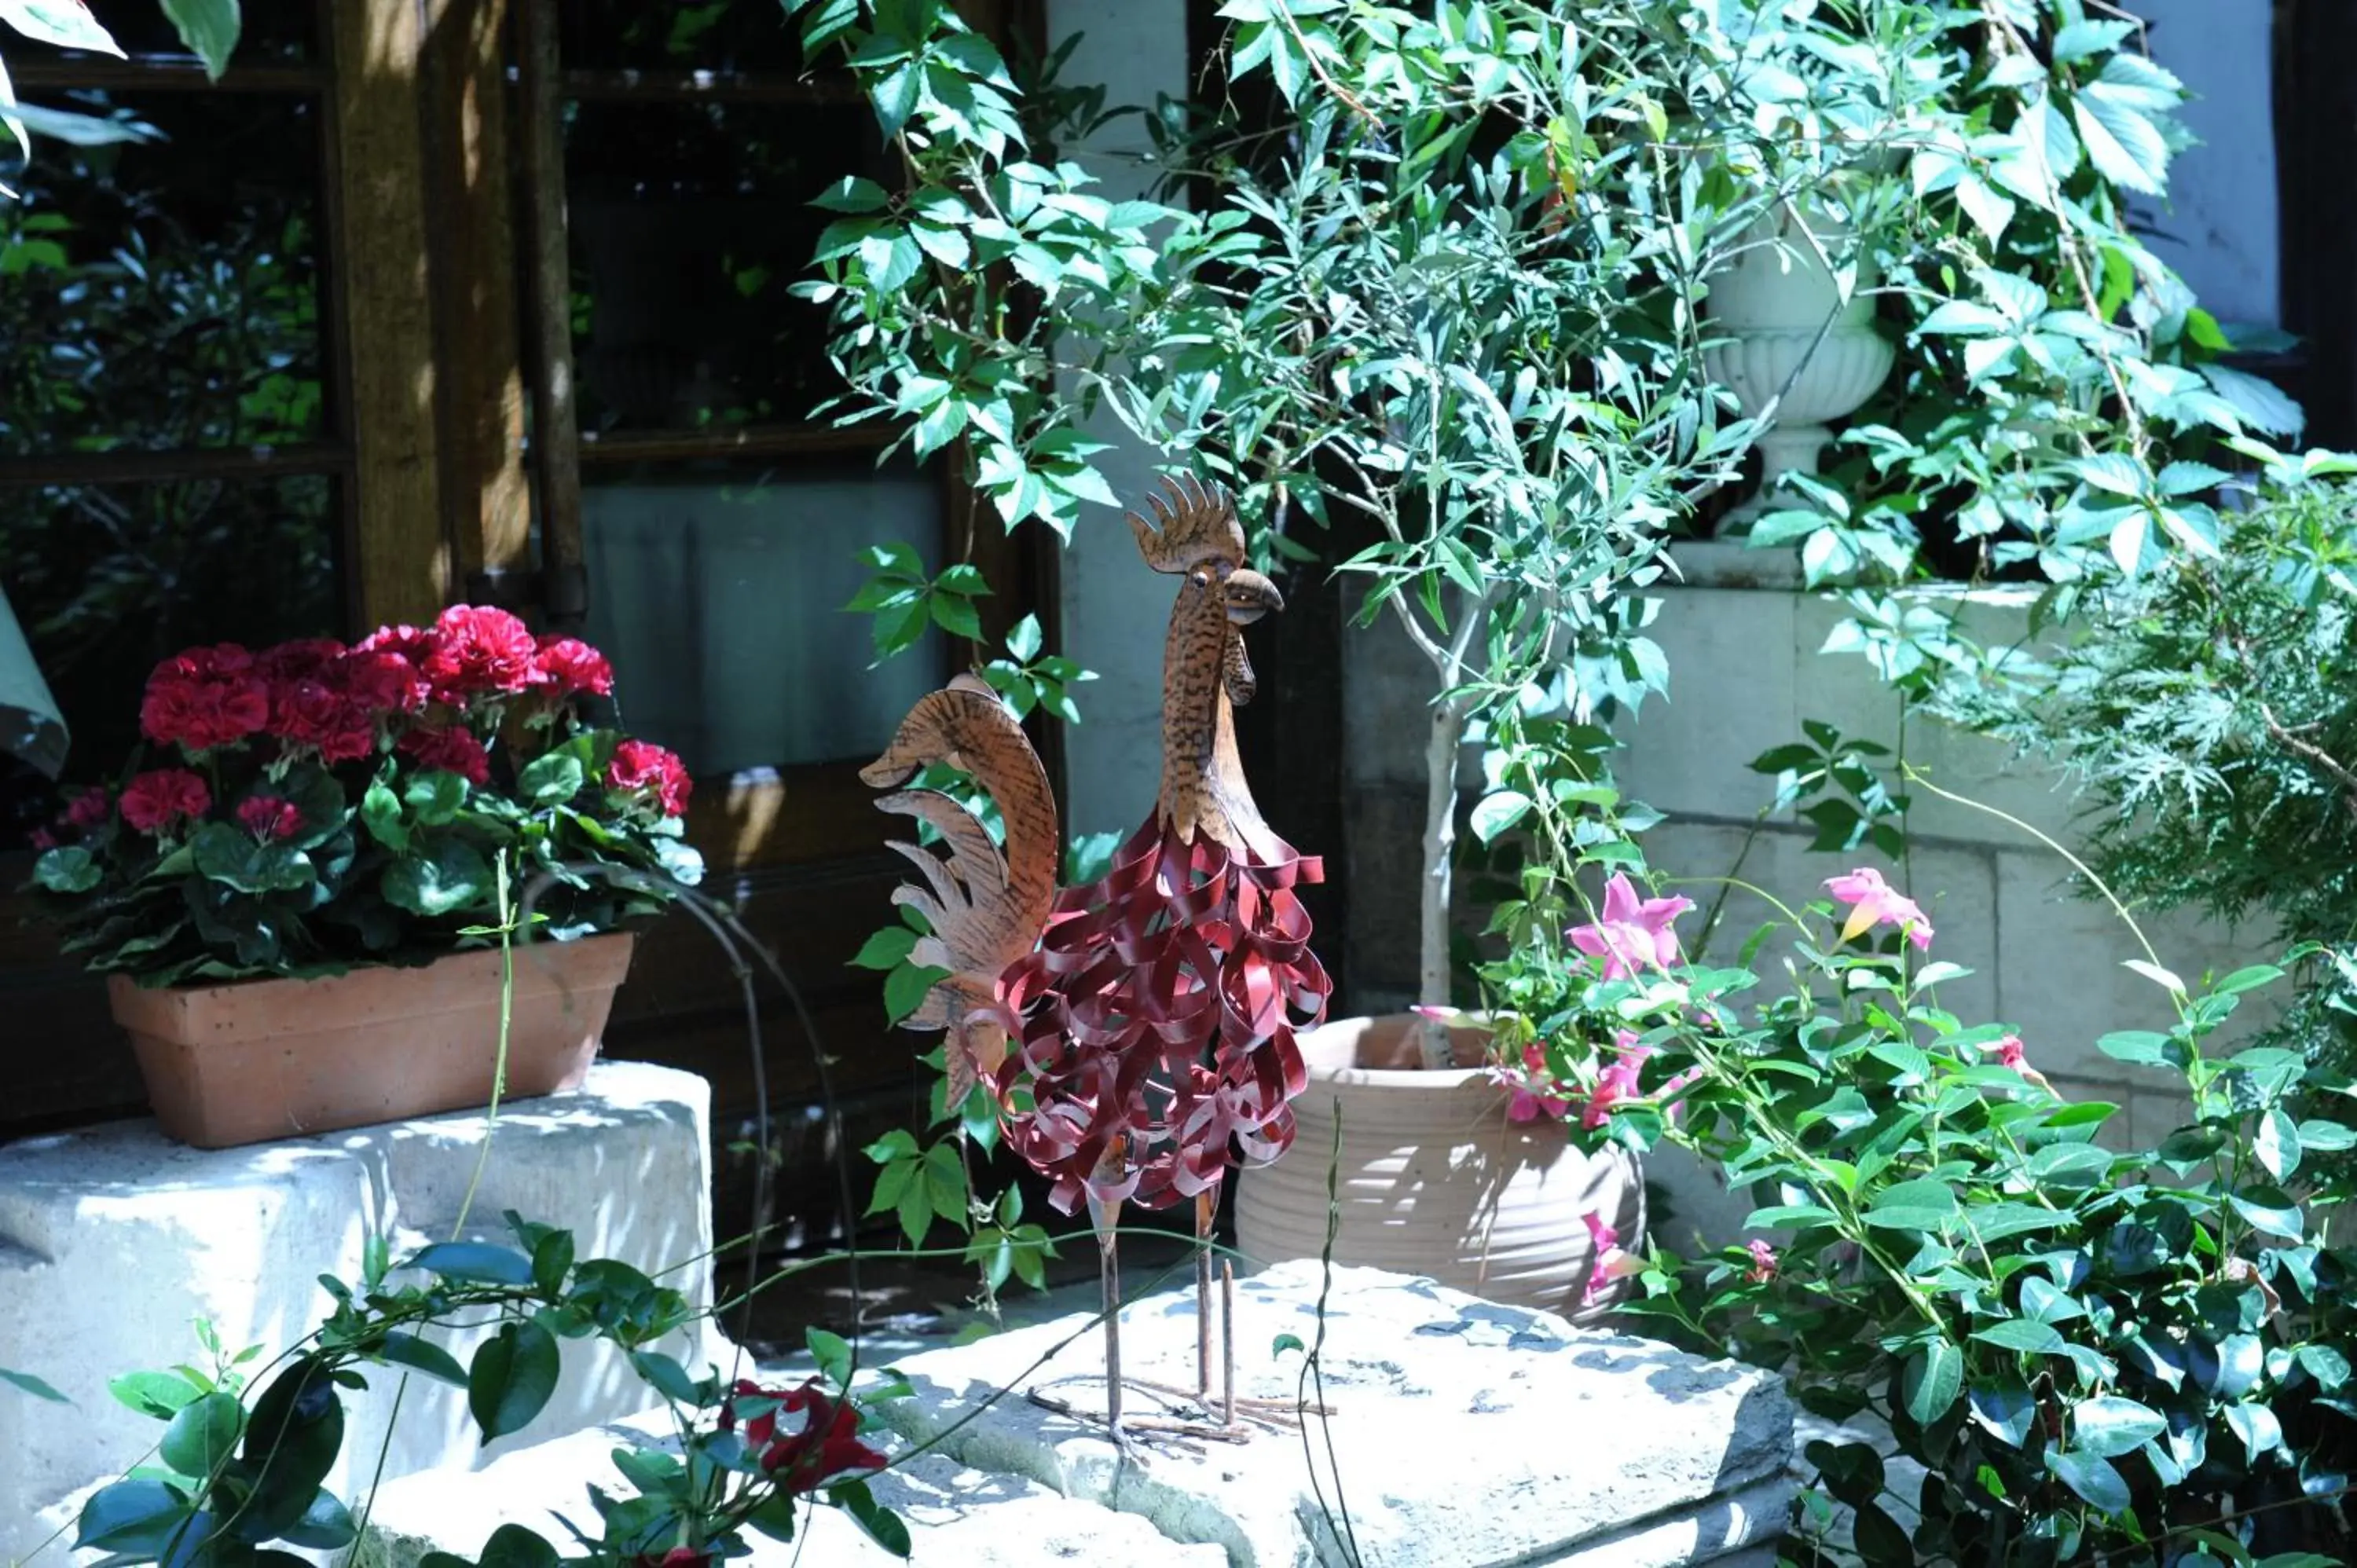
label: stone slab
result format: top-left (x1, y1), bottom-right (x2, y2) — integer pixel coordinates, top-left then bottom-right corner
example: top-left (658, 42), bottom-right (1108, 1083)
top-left (0, 1062), bottom-right (717, 1560)
top-left (354, 1406), bottom-right (1229, 1568)
top-left (874, 1259), bottom-right (1794, 1567)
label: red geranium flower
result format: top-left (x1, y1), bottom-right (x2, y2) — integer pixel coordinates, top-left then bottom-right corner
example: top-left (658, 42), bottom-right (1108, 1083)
top-left (399, 724), bottom-right (491, 786)
top-left (607, 739), bottom-right (691, 817)
top-left (270, 677), bottom-right (375, 764)
top-left (340, 647), bottom-right (429, 716)
top-left (235, 796), bottom-right (304, 841)
top-left (255, 638), bottom-right (347, 684)
top-left (119, 770), bottom-right (211, 834)
top-left (140, 645), bottom-right (271, 755)
top-left (534, 636), bottom-right (614, 700)
top-left (420, 604), bottom-right (541, 700)
top-left (63, 787), bottom-right (112, 831)
top-left (356, 623), bottom-right (433, 662)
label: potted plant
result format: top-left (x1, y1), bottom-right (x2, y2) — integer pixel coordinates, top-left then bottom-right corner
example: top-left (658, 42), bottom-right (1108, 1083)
top-left (1234, 870), bottom-right (1700, 1320)
top-left (23, 605), bottom-right (702, 1148)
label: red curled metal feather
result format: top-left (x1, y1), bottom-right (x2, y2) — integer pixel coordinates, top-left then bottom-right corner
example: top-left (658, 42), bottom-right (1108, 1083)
top-left (994, 819), bottom-right (1330, 1216)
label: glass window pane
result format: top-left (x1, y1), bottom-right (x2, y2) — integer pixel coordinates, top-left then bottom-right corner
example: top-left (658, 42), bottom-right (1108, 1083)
top-left (581, 460), bottom-right (944, 776)
top-left (0, 474), bottom-right (344, 848)
top-left (559, 3), bottom-right (805, 73)
top-left (0, 91), bottom-right (328, 456)
top-left (564, 101), bottom-right (889, 434)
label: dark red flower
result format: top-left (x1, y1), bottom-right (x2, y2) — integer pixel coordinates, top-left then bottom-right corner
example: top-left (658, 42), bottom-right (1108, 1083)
top-left (634, 1552), bottom-right (709, 1568)
top-left (141, 647), bottom-right (271, 754)
top-left (722, 1379), bottom-right (887, 1494)
top-left (533, 636), bottom-right (614, 700)
top-left (340, 648), bottom-right (429, 716)
top-left (399, 724), bottom-right (492, 786)
top-left (119, 770), bottom-right (211, 834)
top-left (29, 828), bottom-right (56, 850)
top-left (270, 677), bottom-right (375, 764)
top-left (255, 638), bottom-right (348, 685)
top-left (63, 787), bottom-right (111, 831)
top-left (235, 795), bottom-right (304, 841)
top-left (607, 739), bottom-right (691, 817)
top-left (420, 604), bottom-right (541, 700)
top-left (356, 623), bottom-right (433, 662)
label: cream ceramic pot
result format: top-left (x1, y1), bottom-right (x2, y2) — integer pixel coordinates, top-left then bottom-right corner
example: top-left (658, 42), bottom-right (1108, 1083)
top-left (1235, 1013), bottom-right (1645, 1323)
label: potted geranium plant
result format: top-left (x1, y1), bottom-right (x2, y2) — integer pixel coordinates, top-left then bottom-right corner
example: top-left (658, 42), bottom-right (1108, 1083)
top-left (24, 604), bottom-right (702, 1149)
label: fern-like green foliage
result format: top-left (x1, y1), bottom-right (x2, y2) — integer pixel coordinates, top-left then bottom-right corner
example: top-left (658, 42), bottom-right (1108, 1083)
top-left (1992, 457), bottom-right (2357, 1061)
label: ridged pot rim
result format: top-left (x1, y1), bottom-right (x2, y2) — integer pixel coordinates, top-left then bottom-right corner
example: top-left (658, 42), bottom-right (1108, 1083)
top-left (1292, 1012), bottom-right (1509, 1094)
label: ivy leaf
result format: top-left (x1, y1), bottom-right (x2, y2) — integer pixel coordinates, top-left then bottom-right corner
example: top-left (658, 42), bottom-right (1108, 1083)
top-left (159, 1390), bottom-right (244, 1478)
top-left (2070, 1394), bottom-right (2165, 1458)
top-left (2256, 1108), bottom-right (2302, 1181)
top-left (468, 1321), bottom-right (560, 1441)
top-left (2050, 1450), bottom-right (2132, 1515)
top-left (1468, 790), bottom-right (1533, 844)
top-left (1901, 1341), bottom-right (1962, 1425)
top-left (1, 1365), bottom-right (68, 1403)
top-left (0, 0), bottom-right (124, 53)
top-left (851, 926), bottom-right (918, 970)
top-left (159, 0), bottom-right (240, 79)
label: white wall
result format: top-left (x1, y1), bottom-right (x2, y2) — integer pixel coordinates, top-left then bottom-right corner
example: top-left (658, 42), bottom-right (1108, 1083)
top-left (1044, 0), bottom-right (1192, 842)
top-left (2130, 1), bottom-right (2279, 328)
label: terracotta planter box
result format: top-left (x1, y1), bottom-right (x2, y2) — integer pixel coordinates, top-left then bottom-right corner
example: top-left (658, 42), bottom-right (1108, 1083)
top-left (1235, 1013), bottom-right (1646, 1323)
top-left (107, 932), bottom-right (636, 1149)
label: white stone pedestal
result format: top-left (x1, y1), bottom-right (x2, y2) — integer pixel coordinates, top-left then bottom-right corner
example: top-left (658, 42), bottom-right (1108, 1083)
top-left (0, 1061), bottom-right (715, 1559)
top-left (357, 1261), bottom-right (1794, 1567)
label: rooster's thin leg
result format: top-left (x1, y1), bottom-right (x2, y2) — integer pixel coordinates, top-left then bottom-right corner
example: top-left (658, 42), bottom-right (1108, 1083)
top-left (1194, 1188), bottom-right (1216, 1402)
top-left (1099, 1201), bottom-right (1124, 1438)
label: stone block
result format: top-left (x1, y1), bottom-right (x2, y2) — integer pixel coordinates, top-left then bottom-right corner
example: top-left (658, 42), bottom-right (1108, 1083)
top-left (874, 1259), bottom-right (1794, 1566)
top-left (1993, 848), bottom-right (2281, 1087)
top-left (0, 1063), bottom-right (715, 1559)
top-left (356, 1408), bottom-right (1229, 1568)
top-left (1616, 588), bottom-right (1799, 825)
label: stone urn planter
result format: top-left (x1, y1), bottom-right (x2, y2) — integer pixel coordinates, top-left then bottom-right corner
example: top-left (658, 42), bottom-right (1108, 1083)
top-left (1236, 1013), bottom-right (1646, 1323)
top-left (1704, 200), bottom-right (1895, 526)
top-left (107, 932), bottom-right (636, 1149)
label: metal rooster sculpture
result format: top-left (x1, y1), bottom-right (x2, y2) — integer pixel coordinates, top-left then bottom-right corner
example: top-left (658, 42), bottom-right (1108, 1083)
top-left (861, 475), bottom-right (1331, 1444)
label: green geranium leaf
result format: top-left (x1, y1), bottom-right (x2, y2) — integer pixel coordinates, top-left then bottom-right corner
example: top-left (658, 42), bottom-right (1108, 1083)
top-left (518, 750), bottom-right (587, 807)
top-left (31, 844), bottom-right (101, 893)
top-left (404, 770), bottom-right (470, 826)
top-left (381, 837), bottom-right (494, 918)
top-left (191, 823), bottom-right (317, 895)
top-left (361, 779), bottom-right (409, 852)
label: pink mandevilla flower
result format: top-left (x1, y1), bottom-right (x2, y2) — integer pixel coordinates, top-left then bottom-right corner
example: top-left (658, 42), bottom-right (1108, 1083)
top-left (1492, 1042), bottom-right (1571, 1123)
top-left (1824, 866), bottom-right (1934, 951)
top-left (1581, 1030), bottom-right (1651, 1129)
top-left (1579, 1208), bottom-right (1646, 1306)
top-left (1568, 873), bottom-right (1693, 979)
top-left (1745, 1239), bottom-right (1779, 1284)
top-left (1978, 1033), bottom-right (2055, 1094)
